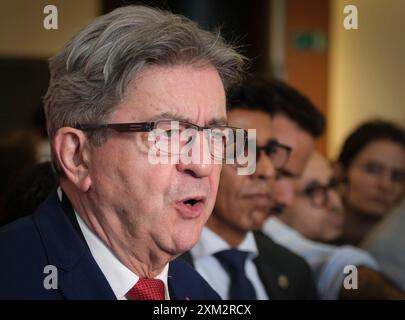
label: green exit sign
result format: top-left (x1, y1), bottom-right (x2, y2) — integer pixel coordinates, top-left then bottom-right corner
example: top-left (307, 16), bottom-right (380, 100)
top-left (293, 31), bottom-right (327, 52)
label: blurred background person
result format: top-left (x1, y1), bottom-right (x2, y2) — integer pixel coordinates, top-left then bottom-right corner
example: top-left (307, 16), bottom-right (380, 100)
top-left (246, 76), bottom-right (405, 299)
top-left (228, 77), bottom-right (326, 216)
top-left (334, 120), bottom-right (405, 246)
top-left (277, 151), bottom-right (344, 243)
top-left (0, 108), bottom-right (51, 225)
top-left (362, 199), bottom-right (405, 291)
top-left (0, 161), bottom-right (56, 226)
top-left (182, 95), bottom-right (317, 299)
top-left (31, 106), bottom-right (51, 163)
top-left (0, 130), bottom-right (37, 221)
top-left (265, 151), bottom-right (405, 299)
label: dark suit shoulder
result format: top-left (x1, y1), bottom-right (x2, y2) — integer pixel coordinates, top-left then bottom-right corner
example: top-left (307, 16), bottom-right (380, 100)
top-left (254, 231), bottom-right (318, 299)
top-left (0, 214), bottom-right (55, 299)
top-left (254, 231), bottom-right (310, 268)
top-left (0, 214), bottom-right (45, 261)
top-left (0, 192), bottom-right (63, 268)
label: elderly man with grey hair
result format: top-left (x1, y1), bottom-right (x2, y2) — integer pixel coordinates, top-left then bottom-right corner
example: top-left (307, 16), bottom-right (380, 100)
top-left (0, 5), bottom-right (245, 299)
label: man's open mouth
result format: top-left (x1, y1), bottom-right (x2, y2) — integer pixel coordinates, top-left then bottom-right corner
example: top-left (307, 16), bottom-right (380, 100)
top-left (181, 196), bottom-right (204, 207)
top-left (176, 196), bottom-right (206, 218)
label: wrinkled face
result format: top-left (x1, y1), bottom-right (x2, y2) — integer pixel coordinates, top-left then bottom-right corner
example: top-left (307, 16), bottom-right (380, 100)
top-left (88, 65), bottom-right (226, 256)
top-left (344, 140), bottom-right (405, 217)
top-left (271, 115), bottom-right (316, 212)
top-left (209, 109), bottom-right (276, 235)
top-left (282, 152), bottom-right (344, 242)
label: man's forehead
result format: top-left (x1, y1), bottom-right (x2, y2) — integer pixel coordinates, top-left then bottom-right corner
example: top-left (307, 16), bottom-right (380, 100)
top-left (272, 115), bottom-right (316, 177)
top-left (112, 65), bottom-right (227, 124)
top-left (271, 115), bottom-right (303, 145)
top-left (227, 108), bottom-right (272, 129)
top-left (146, 111), bottom-right (228, 126)
top-left (114, 107), bottom-right (227, 126)
top-left (300, 152), bottom-right (333, 185)
top-left (149, 107), bottom-right (226, 127)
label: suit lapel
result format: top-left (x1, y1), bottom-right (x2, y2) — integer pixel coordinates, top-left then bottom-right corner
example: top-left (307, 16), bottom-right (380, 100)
top-left (254, 252), bottom-right (285, 299)
top-left (179, 251), bottom-right (194, 267)
top-left (33, 191), bottom-right (116, 299)
top-left (253, 232), bottom-right (290, 299)
top-left (168, 259), bottom-right (191, 300)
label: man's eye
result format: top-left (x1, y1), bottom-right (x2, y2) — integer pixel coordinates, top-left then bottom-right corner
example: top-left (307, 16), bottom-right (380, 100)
top-left (304, 181), bottom-right (320, 192)
top-left (266, 145), bottom-right (277, 155)
top-left (276, 169), bottom-right (293, 180)
top-left (392, 171), bottom-right (405, 183)
top-left (164, 129), bottom-right (180, 138)
top-left (212, 131), bottom-right (225, 141)
top-left (329, 178), bottom-right (340, 189)
top-left (303, 187), bottom-right (316, 195)
top-left (363, 163), bottom-right (383, 174)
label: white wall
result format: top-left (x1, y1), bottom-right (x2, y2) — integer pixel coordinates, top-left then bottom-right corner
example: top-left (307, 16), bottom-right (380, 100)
top-left (328, 0), bottom-right (405, 159)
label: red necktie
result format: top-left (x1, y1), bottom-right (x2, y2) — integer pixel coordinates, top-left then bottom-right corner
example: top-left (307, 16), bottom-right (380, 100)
top-left (126, 278), bottom-right (165, 300)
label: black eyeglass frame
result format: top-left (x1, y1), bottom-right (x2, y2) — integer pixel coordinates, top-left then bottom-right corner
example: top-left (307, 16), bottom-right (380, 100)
top-left (301, 177), bottom-right (341, 208)
top-left (75, 120), bottom-right (248, 161)
top-left (255, 139), bottom-right (292, 170)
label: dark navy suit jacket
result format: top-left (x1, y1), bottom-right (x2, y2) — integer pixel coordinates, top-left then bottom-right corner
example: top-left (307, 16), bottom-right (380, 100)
top-left (0, 191), bottom-right (220, 300)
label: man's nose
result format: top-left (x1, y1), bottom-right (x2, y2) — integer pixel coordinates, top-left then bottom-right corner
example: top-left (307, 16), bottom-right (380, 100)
top-left (176, 131), bottom-right (216, 178)
top-left (378, 171), bottom-right (394, 191)
top-left (273, 178), bottom-right (295, 208)
top-left (327, 188), bottom-right (343, 212)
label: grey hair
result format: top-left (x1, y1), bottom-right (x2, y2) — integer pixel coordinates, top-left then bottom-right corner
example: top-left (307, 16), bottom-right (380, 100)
top-left (44, 5), bottom-right (246, 176)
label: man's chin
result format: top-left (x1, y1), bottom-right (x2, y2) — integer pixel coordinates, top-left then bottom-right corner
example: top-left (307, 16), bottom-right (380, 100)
top-left (247, 220), bottom-right (267, 231)
top-left (170, 232), bottom-right (201, 255)
top-left (249, 209), bottom-right (271, 228)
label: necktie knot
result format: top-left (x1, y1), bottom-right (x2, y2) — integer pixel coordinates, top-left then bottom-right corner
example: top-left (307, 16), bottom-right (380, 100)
top-left (127, 278), bottom-right (165, 300)
top-left (214, 249), bottom-right (257, 300)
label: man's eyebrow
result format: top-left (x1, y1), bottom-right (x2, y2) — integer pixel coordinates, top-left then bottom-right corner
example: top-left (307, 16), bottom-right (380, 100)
top-left (265, 138), bottom-right (279, 145)
top-left (304, 179), bottom-right (321, 189)
top-left (208, 117), bottom-right (228, 126)
top-left (148, 112), bottom-right (190, 122)
top-left (149, 113), bottom-right (228, 126)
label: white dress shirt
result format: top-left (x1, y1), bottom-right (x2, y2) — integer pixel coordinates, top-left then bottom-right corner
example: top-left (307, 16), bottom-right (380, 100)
top-left (58, 188), bottom-right (170, 300)
top-left (76, 213), bottom-right (170, 300)
top-left (191, 227), bottom-right (269, 300)
top-left (263, 217), bottom-right (379, 299)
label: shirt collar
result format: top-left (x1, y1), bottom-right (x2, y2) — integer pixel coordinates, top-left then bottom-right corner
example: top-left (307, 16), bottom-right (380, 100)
top-left (263, 216), bottom-right (303, 242)
top-left (192, 226), bottom-right (259, 260)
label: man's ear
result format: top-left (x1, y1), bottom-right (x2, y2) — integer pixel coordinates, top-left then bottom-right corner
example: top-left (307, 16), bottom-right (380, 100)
top-left (53, 127), bottom-right (92, 192)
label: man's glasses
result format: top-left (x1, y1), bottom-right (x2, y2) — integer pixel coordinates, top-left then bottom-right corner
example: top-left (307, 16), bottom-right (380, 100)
top-left (75, 120), bottom-right (248, 165)
top-left (301, 177), bottom-right (340, 208)
top-left (253, 140), bottom-right (292, 170)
